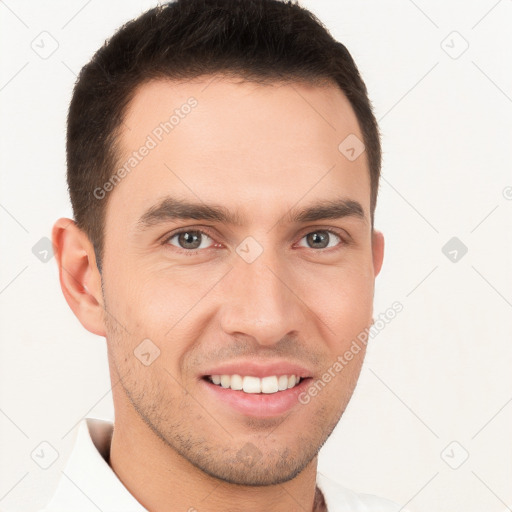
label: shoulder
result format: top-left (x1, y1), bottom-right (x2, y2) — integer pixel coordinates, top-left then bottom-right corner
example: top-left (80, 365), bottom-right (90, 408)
top-left (316, 472), bottom-right (409, 512)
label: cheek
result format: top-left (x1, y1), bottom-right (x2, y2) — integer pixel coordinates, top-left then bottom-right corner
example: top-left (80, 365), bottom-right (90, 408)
top-left (295, 260), bottom-right (375, 337)
top-left (130, 268), bottom-right (215, 322)
top-left (106, 267), bottom-right (214, 355)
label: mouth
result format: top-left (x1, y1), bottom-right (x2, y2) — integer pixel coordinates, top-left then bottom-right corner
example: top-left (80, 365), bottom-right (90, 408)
top-left (203, 374), bottom-right (304, 393)
top-left (200, 374), bottom-right (313, 417)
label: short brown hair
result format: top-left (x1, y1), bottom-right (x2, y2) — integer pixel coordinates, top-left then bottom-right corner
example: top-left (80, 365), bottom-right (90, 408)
top-left (67, 0), bottom-right (381, 271)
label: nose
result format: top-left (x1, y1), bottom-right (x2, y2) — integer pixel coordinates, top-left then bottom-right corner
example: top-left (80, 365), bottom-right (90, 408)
top-left (218, 246), bottom-right (305, 347)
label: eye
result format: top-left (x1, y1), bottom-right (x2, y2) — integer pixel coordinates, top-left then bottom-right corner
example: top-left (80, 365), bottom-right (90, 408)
top-left (166, 229), bottom-right (215, 251)
top-left (297, 230), bottom-right (344, 250)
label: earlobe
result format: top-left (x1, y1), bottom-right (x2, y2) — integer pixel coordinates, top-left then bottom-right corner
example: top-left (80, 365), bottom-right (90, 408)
top-left (52, 218), bottom-right (106, 337)
top-left (371, 229), bottom-right (385, 277)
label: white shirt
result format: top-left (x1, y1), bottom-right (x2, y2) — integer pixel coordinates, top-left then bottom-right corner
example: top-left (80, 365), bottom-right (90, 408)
top-left (38, 417), bottom-right (408, 512)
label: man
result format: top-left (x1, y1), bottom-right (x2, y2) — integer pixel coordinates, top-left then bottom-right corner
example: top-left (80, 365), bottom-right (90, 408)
top-left (43, 0), bottom-right (408, 510)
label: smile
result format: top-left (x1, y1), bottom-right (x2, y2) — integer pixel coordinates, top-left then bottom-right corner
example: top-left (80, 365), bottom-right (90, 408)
top-left (206, 374), bottom-right (302, 394)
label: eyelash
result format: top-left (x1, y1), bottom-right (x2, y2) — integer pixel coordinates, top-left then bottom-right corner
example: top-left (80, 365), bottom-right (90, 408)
top-left (162, 227), bottom-right (349, 255)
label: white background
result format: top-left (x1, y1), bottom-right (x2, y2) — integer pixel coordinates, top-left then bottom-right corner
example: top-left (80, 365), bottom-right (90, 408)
top-left (1, 1), bottom-right (511, 511)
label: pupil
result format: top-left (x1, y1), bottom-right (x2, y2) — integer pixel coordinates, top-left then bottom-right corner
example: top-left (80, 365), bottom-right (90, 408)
top-left (308, 232), bottom-right (328, 248)
top-left (180, 231), bottom-right (201, 249)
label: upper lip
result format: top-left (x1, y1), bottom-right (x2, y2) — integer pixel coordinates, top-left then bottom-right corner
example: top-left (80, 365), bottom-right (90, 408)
top-left (201, 360), bottom-right (313, 379)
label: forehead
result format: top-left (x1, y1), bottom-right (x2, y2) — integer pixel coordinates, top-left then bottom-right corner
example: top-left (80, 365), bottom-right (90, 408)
top-left (107, 76), bottom-right (370, 229)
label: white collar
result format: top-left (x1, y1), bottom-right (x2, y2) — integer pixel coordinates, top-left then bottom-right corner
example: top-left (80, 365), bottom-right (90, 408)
top-left (41, 417), bottom-right (147, 511)
top-left (39, 417), bottom-right (404, 512)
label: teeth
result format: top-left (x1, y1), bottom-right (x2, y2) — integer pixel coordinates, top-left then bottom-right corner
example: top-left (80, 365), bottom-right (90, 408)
top-left (208, 374), bottom-right (302, 393)
top-left (278, 375), bottom-right (288, 391)
top-left (230, 374), bottom-right (243, 390)
top-left (243, 376), bottom-right (261, 393)
top-left (261, 376), bottom-right (278, 394)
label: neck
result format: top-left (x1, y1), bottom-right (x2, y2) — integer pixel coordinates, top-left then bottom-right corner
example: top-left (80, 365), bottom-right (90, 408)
top-left (108, 406), bottom-right (323, 512)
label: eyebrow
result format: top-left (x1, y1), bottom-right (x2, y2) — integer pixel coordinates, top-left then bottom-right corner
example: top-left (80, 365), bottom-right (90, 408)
top-left (137, 196), bottom-right (367, 229)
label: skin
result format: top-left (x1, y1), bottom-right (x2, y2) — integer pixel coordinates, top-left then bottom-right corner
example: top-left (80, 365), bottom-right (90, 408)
top-left (53, 76), bottom-right (384, 512)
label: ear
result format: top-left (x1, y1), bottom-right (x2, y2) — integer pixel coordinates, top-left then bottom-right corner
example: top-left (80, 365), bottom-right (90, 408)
top-left (52, 218), bottom-right (106, 336)
top-left (371, 229), bottom-right (384, 277)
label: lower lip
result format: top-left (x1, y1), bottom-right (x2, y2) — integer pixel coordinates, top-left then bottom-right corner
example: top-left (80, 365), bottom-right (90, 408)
top-left (200, 377), bottom-right (312, 418)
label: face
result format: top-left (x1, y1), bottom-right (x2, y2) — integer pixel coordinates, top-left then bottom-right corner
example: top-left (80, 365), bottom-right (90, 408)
top-left (100, 76), bottom-right (383, 485)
